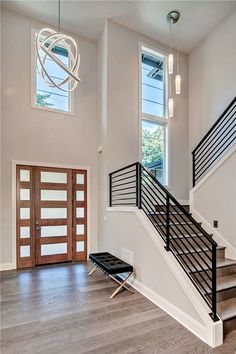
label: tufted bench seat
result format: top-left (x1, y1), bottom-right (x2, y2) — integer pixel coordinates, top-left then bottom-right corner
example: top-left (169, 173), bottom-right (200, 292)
top-left (89, 252), bottom-right (134, 298)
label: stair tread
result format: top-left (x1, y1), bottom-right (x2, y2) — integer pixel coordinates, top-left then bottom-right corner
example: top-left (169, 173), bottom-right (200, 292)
top-left (172, 233), bottom-right (212, 239)
top-left (217, 298), bottom-right (236, 321)
top-left (156, 221), bottom-right (202, 226)
top-left (176, 245), bottom-right (225, 256)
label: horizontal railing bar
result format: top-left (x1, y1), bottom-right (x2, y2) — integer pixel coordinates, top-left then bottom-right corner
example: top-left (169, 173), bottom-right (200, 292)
top-left (112, 191), bottom-right (136, 197)
top-left (112, 197), bottom-right (136, 201)
top-left (192, 97), bottom-right (236, 154)
top-left (169, 241), bottom-right (212, 291)
top-left (109, 162), bottom-right (138, 176)
top-left (194, 117), bottom-right (235, 166)
top-left (112, 173), bottom-right (137, 183)
top-left (112, 186), bottom-right (136, 192)
top-left (141, 181), bottom-right (167, 207)
top-left (195, 123), bottom-right (236, 172)
top-left (194, 108), bottom-right (235, 158)
top-left (195, 135), bottom-right (236, 181)
top-left (111, 169), bottom-right (136, 180)
top-left (111, 180), bottom-right (136, 188)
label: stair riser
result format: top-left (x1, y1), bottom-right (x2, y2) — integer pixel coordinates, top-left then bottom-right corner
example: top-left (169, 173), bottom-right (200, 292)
top-left (192, 265), bottom-right (236, 282)
top-left (170, 237), bottom-right (211, 250)
top-left (223, 316), bottom-right (236, 337)
top-left (217, 287), bottom-right (236, 302)
top-left (158, 224), bottom-right (204, 237)
top-left (150, 214), bottom-right (192, 224)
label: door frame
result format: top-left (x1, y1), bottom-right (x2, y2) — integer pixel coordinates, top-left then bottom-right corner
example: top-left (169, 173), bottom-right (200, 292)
top-left (12, 160), bottom-right (91, 269)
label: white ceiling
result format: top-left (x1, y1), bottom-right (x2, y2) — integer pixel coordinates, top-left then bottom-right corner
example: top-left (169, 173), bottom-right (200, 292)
top-left (2, 1), bottom-right (236, 53)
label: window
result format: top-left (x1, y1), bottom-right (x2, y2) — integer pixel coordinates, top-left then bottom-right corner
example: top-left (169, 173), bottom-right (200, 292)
top-left (32, 29), bottom-right (74, 114)
top-left (140, 45), bottom-right (169, 186)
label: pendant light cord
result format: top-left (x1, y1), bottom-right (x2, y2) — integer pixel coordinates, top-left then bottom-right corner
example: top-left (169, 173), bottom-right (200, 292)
top-left (58, 0), bottom-right (61, 32)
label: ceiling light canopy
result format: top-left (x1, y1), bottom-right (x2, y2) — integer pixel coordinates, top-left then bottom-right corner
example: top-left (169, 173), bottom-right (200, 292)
top-left (35, 0), bottom-right (81, 92)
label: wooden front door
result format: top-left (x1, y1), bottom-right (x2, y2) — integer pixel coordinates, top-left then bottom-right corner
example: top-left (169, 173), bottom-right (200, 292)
top-left (16, 165), bottom-right (87, 268)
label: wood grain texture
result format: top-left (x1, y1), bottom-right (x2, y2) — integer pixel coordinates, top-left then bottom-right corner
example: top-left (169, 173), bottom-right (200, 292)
top-left (1, 262), bottom-right (236, 354)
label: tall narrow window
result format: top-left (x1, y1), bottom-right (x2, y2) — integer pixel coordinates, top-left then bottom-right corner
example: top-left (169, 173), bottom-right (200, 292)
top-left (32, 29), bottom-right (74, 114)
top-left (140, 45), bottom-right (169, 186)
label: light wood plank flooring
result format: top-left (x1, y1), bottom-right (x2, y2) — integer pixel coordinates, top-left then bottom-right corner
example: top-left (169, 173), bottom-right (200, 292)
top-left (1, 262), bottom-right (236, 354)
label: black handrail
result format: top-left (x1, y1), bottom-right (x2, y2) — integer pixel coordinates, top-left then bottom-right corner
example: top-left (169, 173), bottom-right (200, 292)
top-left (109, 162), bottom-right (219, 321)
top-left (192, 97), bottom-right (236, 186)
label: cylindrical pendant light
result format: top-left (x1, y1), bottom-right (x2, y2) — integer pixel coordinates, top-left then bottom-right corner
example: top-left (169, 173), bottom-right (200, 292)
top-left (175, 74), bottom-right (181, 95)
top-left (168, 53), bottom-right (174, 75)
top-left (168, 97), bottom-right (174, 117)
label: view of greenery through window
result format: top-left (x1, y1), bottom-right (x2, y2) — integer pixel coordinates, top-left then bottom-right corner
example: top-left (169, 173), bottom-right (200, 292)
top-left (141, 48), bottom-right (167, 185)
top-left (35, 39), bottom-right (70, 112)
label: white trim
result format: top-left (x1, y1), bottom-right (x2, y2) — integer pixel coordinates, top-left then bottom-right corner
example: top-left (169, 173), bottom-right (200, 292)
top-left (11, 160), bottom-right (91, 267)
top-left (0, 263), bottom-right (15, 271)
top-left (31, 28), bottom-right (75, 116)
top-left (192, 145), bottom-right (236, 193)
top-left (107, 206), bottom-right (137, 213)
top-left (190, 205), bottom-right (236, 260)
top-left (178, 199), bottom-right (189, 205)
top-left (138, 42), bottom-right (171, 189)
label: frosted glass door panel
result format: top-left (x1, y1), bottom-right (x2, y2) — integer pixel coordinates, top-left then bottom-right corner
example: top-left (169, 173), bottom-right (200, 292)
top-left (41, 171), bottom-right (67, 183)
top-left (76, 241), bottom-right (84, 252)
top-left (76, 208), bottom-right (84, 218)
top-left (76, 191), bottom-right (84, 201)
top-left (20, 226), bottom-right (30, 238)
top-left (41, 190), bottom-right (67, 201)
top-left (76, 224), bottom-right (84, 235)
top-left (20, 245), bottom-right (30, 257)
top-left (20, 208), bottom-right (30, 219)
top-left (20, 170), bottom-right (30, 182)
top-left (41, 208), bottom-right (67, 219)
top-left (76, 174), bottom-right (84, 184)
top-left (41, 243), bottom-right (67, 256)
top-left (20, 189), bottom-right (30, 200)
top-left (41, 225), bottom-right (67, 237)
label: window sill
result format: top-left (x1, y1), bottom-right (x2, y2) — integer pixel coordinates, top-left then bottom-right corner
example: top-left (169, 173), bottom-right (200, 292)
top-left (31, 103), bottom-right (75, 116)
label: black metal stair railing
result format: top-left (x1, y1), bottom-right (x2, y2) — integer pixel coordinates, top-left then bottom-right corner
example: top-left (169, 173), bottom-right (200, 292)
top-left (192, 97), bottom-right (236, 187)
top-left (109, 162), bottom-right (219, 321)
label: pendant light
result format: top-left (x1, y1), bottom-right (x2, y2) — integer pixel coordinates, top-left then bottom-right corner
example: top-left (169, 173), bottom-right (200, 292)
top-left (167, 10), bottom-right (181, 117)
top-left (36, 0), bottom-right (81, 92)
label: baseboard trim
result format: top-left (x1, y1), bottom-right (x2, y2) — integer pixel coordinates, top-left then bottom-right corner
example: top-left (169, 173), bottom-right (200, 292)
top-left (0, 263), bottom-right (16, 271)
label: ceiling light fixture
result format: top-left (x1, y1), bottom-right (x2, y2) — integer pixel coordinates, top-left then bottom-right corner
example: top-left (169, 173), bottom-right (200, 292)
top-left (36, 0), bottom-right (81, 92)
top-left (167, 10), bottom-right (181, 117)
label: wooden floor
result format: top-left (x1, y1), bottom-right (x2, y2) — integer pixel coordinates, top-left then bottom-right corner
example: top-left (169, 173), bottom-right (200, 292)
top-left (1, 262), bottom-right (236, 354)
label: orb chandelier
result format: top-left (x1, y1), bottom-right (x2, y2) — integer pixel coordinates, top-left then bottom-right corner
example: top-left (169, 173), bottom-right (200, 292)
top-left (36, 0), bottom-right (81, 92)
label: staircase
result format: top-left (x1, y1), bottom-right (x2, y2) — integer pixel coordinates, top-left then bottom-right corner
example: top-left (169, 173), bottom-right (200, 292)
top-left (109, 161), bottom-right (236, 338)
top-left (108, 97), bottom-right (236, 339)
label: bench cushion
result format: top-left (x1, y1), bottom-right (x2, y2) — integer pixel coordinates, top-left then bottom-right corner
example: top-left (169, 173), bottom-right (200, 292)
top-left (89, 252), bottom-right (133, 275)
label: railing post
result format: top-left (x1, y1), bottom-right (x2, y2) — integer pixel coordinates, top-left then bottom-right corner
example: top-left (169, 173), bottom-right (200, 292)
top-left (109, 173), bottom-right (112, 207)
top-left (165, 195), bottom-right (170, 251)
top-left (136, 163), bottom-right (142, 209)
top-left (210, 244), bottom-right (219, 321)
top-left (192, 152), bottom-right (196, 187)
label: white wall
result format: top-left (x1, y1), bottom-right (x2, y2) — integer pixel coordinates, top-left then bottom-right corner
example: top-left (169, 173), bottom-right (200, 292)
top-left (102, 210), bottom-right (203, 324)
top-left (1, 9), bottom-right (98, 266)
top-left (189, 12), bottom-right (236, 152)
top-left (192, 150), bottom-right (236, 249)
top-left (188, 12), bottom-right (236, 249)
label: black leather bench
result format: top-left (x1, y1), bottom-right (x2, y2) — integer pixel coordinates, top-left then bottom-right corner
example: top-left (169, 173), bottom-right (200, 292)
top-left (89, 252), bottom-right (134, 298)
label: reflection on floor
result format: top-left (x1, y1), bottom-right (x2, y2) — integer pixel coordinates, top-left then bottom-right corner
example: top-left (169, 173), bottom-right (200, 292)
top-left (1, 262), bottom-right (236, 354)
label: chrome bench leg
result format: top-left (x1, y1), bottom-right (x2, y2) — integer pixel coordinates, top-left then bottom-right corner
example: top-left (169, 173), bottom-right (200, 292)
top-left (88, 265), bottom-right (98, 276)
top-left (109, 272), bottom-right (134, 299)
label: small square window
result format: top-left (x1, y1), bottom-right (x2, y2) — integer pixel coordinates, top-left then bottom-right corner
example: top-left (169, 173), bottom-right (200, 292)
top-left (32, 29), bottom-right (74, 114)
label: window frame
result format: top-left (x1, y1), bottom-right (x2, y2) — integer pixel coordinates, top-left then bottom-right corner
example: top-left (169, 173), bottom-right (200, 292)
top-left (139, 42), bottom-right (171, 188)
top-left (31, 28), bottom-right (75, 116)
